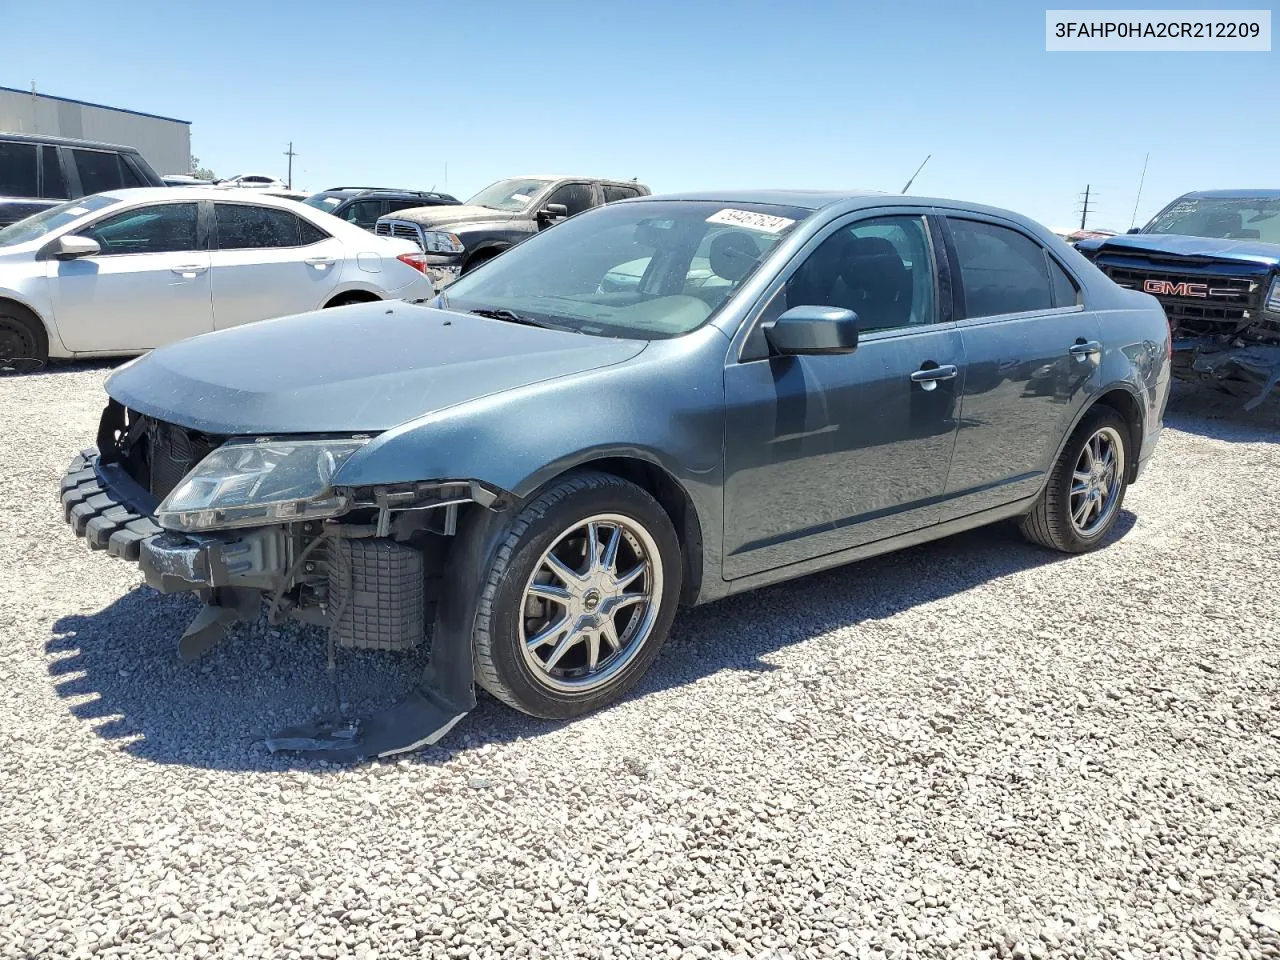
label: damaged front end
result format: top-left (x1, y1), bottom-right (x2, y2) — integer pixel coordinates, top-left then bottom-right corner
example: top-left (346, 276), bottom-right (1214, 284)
top-left (1175, 332), bottom-right (1280, 411)
top-left (62, 400), bottom-right (511, 761)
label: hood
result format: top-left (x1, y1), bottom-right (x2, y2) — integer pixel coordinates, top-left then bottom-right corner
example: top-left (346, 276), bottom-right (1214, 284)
top-left (388, 204), bottom-right (514, 228)
top-left (1088, 232), bottom-right (1280, 268)
top-left (105, 303), bottom-right (646, 435)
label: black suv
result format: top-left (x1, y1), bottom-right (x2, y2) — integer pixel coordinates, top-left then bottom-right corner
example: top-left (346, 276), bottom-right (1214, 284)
top-left (302, 186), bottom-right (460, 232)
top-left (0, 133), bottom-right (166, 228)
top-left (374, 175), bottom-right (651, 288)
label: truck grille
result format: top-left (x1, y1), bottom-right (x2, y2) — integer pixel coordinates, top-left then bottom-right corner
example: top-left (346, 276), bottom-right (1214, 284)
top-left (1102, 264), bottom-right (1259, 336)
top-left (375, 220), bottom-right (424, 248)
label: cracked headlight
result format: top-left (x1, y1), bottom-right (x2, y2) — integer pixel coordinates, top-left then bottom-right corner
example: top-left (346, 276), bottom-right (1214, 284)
top-left (155, 437), bottom-right (368, 532)
top-left (421, 230), bottom-right (464, 255)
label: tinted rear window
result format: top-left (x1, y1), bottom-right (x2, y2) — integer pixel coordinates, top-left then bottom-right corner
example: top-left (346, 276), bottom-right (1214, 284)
top-left (73, 149), bottom-right (133, 195)
top-left (0, 141), bottom-right (38, 198)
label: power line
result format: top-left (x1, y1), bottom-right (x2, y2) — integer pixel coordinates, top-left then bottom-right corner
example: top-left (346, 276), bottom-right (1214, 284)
top-left (1129, 153), bottom-right (1150, 230)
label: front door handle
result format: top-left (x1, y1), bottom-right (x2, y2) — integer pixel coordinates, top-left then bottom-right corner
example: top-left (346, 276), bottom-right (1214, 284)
top-left (1069, 340), bottom-right (1102, 361)
top-left (910, 363), bottom-right (958, 392)
top-left (170, 265), bottom-right (207, 277)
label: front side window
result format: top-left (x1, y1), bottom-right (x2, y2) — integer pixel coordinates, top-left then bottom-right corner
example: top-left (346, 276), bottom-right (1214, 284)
top-left (1144, 195), bottom-right (1280, 243)
top-left (341, 199), bottom-right (384, 229)
top-left (465, 178), bottom-right (555, 213)
top-left (440, 199), bottom-right (811, 340)
top-left (215, 203), bottom-right (312, 249)
top-left (80, 202), bottom-right (199, 255)
top-left (948, 219), bottom-right (1053, 319)
top-left (0, 141), bottom-right (39, 198)
top-left (542, 183), bottom-right (595, 217)
top-left (784, 215), bottom-right (936, 332)
top-left (0, 194), bottom-right (118, 247)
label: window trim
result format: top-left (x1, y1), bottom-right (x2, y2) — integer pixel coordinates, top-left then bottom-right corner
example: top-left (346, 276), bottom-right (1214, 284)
top-left (71, 199), bottom-right (204, 258)
top-left (210, 200), bottom-right (332, 251)
top-left (733, 207), bottom-right (950, 364)
top-left (937, 213), bottom-right (1085, 324)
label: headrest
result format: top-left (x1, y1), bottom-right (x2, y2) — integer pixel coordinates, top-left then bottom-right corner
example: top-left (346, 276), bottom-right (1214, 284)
top-left (708, 231), bottom-right (760, 282)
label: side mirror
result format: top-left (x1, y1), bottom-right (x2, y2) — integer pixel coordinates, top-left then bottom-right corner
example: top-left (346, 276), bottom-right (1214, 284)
top-left (54, 235), bottom-right (101, 259)
top-left (538, 203), bottom-right (569, 223)
top-left (764, 305), bottom-right (859, 356)
top-left (1126, 227), bottom-right (1142, 234)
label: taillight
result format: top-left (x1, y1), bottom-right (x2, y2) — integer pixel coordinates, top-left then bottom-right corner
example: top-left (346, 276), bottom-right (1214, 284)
top-left (397, 252), bottom-right (428, 274)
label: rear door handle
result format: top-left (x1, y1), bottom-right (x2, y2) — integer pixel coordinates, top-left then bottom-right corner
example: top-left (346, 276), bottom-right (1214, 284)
top-left (305, 257), bottom-right (336, 268)
top-left (170, 265), bottom-right (207, 277)
top-left (910, 364), bottom-right (958, 391)
top-left (1069, 340), bottom-right (1102, 361)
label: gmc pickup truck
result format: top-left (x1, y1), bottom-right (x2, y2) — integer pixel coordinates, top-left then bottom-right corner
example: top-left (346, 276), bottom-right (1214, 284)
top-left (375, 175), bottom-right (650, 289)
top-left (1076, 189), bottom-right (1280, 408)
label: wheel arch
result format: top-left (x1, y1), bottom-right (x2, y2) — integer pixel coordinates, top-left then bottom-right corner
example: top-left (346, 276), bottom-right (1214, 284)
top-left (512, 453), bottom-right (705, 606)
top-left (462, 243), bottom-right (510, 272)
top-left (0, 294), bottom-right (53, 358)
top-left (323, 288), bottom-right (382, 308)
top-left (1089, 386), bottom-right (1145, 482)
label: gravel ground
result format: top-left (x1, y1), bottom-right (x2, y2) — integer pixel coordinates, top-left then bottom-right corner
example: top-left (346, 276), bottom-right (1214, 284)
top-left (0, 365), bottom-right (1277, 960)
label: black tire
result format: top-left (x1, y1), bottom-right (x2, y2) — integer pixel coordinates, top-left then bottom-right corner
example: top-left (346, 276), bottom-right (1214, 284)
top-left (473, 470), bottom-right (682, 719)
top-left (1020, 405), bottom-right (1132, 553)
top-left (324, 293), bottom-right (379, 309)
top-left (0, 301), bottom-right (48, 373)
top-left (461, 250), bottom-right (499, 275)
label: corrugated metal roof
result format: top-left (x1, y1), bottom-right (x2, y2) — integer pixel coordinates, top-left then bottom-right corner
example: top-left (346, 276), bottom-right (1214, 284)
top-left (0, 85), bottom-right (190, 125)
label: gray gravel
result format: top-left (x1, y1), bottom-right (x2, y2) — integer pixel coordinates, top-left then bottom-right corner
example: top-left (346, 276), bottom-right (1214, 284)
top-left (1, 364), bottom-right (1277, 960)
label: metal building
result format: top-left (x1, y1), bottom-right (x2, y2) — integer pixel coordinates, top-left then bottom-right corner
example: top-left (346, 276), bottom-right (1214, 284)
top-left (0, 85), bottom-right (191, 177)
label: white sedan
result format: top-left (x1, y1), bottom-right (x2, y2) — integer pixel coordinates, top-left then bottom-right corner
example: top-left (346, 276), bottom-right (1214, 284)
top-left (0, 187), bottom-right (433, 367)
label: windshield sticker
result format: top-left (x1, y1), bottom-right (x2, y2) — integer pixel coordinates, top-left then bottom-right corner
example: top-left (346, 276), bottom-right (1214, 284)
top-left (509, 193), bottom-right (533, 203)
top-left (706, 208), bottom-right (796, 234)
top-left (66, 207), bottom-right (90, 217)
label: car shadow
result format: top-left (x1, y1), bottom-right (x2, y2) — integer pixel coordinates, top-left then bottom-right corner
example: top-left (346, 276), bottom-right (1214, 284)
top-left (48, 513), bottom-right (1134, 772)
top-left (1165, 381), bottom-right (1278, 443)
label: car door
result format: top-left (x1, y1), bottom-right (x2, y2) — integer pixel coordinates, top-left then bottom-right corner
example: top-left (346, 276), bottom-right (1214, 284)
top-left (937, 214), bottom-right (1102, 514)
top-left (535, 182), bottom-right (597, 230)
top-left (721, 212), bottom-right (965, 580)
top-left (209, 201), bottom-right (345, 328)
top-left (47, 200), bottom-right (213, 352)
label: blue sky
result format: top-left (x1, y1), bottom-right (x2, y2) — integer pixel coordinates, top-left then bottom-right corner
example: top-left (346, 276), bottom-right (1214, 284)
top-left (2, 0), bottom-right (1275, 231)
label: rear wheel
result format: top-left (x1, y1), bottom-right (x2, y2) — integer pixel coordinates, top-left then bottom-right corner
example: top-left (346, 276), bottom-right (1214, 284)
top-left (0, 302), bottom-right (48, 373)
top-left (472, 471), bottom-right (682, 719)
top-left (1020, 406), bottom-right (1130, 553)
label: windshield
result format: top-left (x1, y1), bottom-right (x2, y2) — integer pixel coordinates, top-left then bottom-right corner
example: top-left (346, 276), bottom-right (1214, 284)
top-left (440, 199), bottom-right (811, 340)
top-left (465, 178), bottom-right (555, 212)
top-left (0, 194), bottom-right (119, 247)
top-left (304, 194), bottom-right (343, 210)
top-left (1144, 196), bottom-right (1280, 244)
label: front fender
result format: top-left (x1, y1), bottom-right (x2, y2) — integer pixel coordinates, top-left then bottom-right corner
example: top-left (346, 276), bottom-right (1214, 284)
top-left (332, 327), bottom-right (729, 591)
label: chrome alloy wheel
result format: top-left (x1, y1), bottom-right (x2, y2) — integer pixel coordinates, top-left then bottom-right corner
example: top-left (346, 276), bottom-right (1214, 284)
top-left (1069, 425), bottom-right (1125, 537)
top-left (519, 514), bottom-right (662, 694)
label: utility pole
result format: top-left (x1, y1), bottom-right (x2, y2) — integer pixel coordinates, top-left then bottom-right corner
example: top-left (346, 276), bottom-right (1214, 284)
top-left (284, 141), bottom-right (298, 189)
top-left (1129, 153), bottom-right (1150, 230)
top-left (1077, 184), bottom-right (1094, 230)
top-left (30, 80), bottom-right (38, 134)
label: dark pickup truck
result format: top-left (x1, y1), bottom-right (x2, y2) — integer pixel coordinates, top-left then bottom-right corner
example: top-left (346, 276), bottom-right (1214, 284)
top-left (1076, 189), bottom-right (1280, 408)
top-left (375, 175), bottom-right (650, 289)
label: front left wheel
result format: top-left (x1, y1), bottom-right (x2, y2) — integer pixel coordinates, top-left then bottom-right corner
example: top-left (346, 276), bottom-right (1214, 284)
top-left (472, 471), bottom-right (682, 719)
top-left (0, 302), bottom-right (48, 373)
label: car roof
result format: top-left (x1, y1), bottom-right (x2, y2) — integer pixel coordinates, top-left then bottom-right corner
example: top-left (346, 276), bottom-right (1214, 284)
top-left (316, 187), bottom-right (455, 198)
top-left (92, 187), bottom-right (317, 207)
top-left (1180, 189), bottom-right (1280, 200)
top-left (507, 174), bottom-right (647, 186)
top-left (0, 131), bottom-right (144, 153)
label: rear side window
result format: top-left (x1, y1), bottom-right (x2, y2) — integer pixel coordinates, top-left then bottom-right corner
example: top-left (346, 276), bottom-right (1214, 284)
top-left (0, 141), bottom-right (39, 198)
top-left (603, 185), bottom-right (641, 203)
top-left (40, 146), bottom-right (68, 199)
top-left (81, 202), bottom-right (199, 254)
top-left (385, 198), bottom-right (427, 214)
top-left (298, 219), bottom-right (328, 245)
top-left (1049, 257), bottom-right (1081, 308)
top-left (215, 203), bottom-right (318, 248)
top-left (72, 149), bottom-right (137, 195)
top-left (948, 219), bottom-right (1053, 318)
